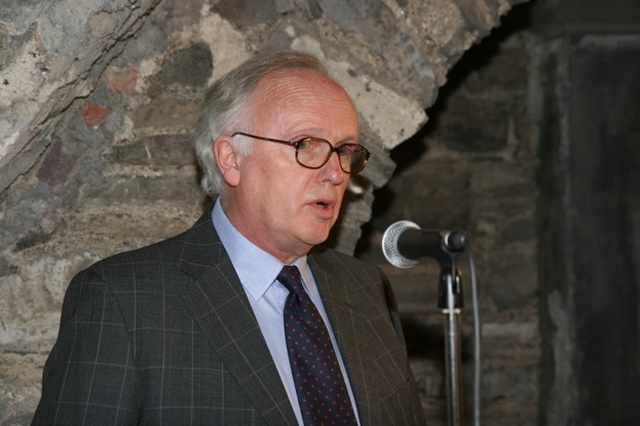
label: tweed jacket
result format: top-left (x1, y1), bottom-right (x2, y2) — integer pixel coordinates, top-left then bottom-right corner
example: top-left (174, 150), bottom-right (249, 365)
top-left (32, 208), bottom-right (425, 425)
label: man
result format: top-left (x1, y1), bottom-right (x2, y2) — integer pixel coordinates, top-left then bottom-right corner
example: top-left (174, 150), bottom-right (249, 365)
top-left (33, 51), bottom-right (425, 425)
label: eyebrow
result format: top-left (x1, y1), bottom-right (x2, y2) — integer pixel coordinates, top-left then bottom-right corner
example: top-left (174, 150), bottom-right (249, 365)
top-left (289, 128), bottom-right (359, 145)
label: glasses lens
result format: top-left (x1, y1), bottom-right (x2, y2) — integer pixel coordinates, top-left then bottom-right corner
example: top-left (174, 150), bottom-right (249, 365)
top-left (296, 139), bottom-right (331, 168)
top-left (347, 146), bottom-right (369, 174)
top-left (296, 139), bottom-right (369, 174)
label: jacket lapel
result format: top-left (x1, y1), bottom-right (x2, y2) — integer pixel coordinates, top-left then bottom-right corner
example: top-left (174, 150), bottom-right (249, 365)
top-left (308, 254), bottom-right (373, 426)
top-left (177, 210), bottom-right (298, 425)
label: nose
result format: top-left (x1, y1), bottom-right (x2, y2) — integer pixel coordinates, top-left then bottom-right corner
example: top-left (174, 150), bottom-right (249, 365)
top-left (322, 150), bottom-right (346, 184)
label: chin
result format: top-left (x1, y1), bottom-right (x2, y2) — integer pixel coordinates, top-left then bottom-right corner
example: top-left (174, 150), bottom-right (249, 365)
top-left (301, 230), bottom-right (331, 247)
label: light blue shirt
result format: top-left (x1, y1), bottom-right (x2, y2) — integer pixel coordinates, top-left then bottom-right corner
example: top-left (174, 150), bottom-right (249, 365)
top-left (211, 200), bottom-right (360, 425)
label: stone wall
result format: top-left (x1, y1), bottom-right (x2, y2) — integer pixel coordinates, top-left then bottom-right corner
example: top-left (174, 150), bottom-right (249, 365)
top-left (1, 0), bottom-right (527, 424)
top-left (532, 0), bottom-right (640, 423)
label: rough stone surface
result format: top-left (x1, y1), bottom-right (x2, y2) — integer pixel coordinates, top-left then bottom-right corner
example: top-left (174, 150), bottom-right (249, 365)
top-left (0, 0), bottom-right (164, 193)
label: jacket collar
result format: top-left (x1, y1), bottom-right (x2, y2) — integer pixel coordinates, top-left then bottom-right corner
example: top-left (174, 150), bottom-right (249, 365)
top-left (177, 207), bottom-right (298, 425)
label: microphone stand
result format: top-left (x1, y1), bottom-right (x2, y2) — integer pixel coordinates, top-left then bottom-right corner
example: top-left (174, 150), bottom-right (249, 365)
top-left (403, 233), bottom-right (464, 425)
top-left (438, 261), bottom-right (464, 426)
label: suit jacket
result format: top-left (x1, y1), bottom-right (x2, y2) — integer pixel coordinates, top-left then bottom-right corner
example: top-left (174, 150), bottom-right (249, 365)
top-left (32, 208), bottom-right (425, 425)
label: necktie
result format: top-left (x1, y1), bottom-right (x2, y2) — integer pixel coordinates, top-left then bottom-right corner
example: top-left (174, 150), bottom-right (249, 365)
top-left (278, 265), bottom-right (357, 425)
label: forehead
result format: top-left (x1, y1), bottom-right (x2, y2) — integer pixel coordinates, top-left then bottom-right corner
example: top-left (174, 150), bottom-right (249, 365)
top-left (255, 68), bottom-right (345, 96)
top-left (246, 69), bottom-right (358, 130)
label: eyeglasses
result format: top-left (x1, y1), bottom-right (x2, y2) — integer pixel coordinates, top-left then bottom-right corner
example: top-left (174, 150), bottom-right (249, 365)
top-left (231, 132), bottom-right (370, 174)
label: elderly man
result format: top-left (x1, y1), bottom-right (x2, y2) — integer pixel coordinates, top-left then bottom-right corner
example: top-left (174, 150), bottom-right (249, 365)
top-left (33, 51), bottom-right (425, 425)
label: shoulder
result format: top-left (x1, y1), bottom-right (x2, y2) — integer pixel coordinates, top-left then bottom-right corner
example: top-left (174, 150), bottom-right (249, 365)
top-left (85, 229), bottom-right (185, 279)
top-left (96, 231), bottom-right (186, 267)
top-left (309, 248), bottom-right (390, 298)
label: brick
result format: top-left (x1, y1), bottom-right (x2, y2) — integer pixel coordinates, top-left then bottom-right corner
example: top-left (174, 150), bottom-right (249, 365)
top-left (104, 66), bottom-right (139, 93)
top-left (82, 101), bottom-right (112, 128)
top-left (36, 141), bottom-right (78, 187)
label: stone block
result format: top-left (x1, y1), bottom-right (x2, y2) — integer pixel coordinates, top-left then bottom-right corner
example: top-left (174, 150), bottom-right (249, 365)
top-left (373, 156), bottom-right (473, 230)
top-left (35, 141), bottom-right (78, 187)
top-left (439, 96), bottom-right (510, 152)
top-left (130, 98), bottom-right (200, 130)
top-left (63, 201), bottom-right (204, 240)
top-left (0, 352), bottom-right (47, 426)
top-left (465, 45), bottom-right (529, 93)
top-left (93, 174), bottom-right (202, 203)
top-left (317, 0), bottom-right (438, 104)
top-left (481, 321), bottom-right (540, 366)
top-left (104, 66), bottom-right (139, 93)
top-left (102, 134), bottom-right (196, 167)
top-left (0, 259), bottom-right (71, 352)
top-left (291, 34), bottom-right (428, 151)
top-left (482, 396), bottom-right (538, 425)
top-left (481, 364), bottom-right (538, 400)
top-left (484, 248), bottom-right (537, 310)
top-left (212, 0), bottom-right (279, 27)
top-left (147, 43), bottom-right (213, 96)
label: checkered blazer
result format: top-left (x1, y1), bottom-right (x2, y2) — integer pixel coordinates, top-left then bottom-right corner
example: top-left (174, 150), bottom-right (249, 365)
top-left (32, 208), bottom-right (425, 425)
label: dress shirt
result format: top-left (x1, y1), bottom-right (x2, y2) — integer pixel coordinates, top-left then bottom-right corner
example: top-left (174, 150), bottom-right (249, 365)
top-left (211, 200), bottom-right (360, 425)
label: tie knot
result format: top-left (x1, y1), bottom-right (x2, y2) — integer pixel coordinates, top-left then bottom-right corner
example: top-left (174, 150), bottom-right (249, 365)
top-left (278, 265), bottom-right (304, 296)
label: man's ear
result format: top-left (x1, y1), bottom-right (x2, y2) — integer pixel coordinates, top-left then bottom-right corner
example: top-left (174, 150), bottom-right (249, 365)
top-left (213, 136), bottom-right (241, 187)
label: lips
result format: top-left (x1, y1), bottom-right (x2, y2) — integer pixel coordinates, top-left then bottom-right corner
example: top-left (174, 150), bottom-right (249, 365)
top-left (311, 197), bottom-right (336, 217)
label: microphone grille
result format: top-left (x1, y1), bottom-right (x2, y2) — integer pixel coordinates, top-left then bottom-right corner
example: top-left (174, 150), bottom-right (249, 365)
top-left (382, 220), bottom-right (420, 269)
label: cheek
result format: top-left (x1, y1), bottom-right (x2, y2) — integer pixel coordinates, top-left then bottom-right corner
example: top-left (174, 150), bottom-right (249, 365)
top-left (256, 174), bottom-right (296, 215)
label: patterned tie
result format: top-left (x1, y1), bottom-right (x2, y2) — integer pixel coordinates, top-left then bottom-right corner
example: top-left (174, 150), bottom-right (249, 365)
top-left (278, 265), bottom-right (357, 425)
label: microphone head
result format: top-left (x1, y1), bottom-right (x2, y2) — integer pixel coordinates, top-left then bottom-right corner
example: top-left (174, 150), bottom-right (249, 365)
top-left (382, 220), bottom-right (420, 269)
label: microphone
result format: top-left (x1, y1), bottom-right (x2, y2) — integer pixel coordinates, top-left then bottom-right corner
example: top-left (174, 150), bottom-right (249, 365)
top-left (382, 220), bottom-right (471, 269)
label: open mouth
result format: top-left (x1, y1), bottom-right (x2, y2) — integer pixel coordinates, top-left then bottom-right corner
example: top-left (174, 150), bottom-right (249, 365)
top-left (313, 199), bottom-right (335, 213)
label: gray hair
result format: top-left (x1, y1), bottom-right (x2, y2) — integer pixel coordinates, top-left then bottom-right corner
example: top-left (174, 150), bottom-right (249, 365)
top-left (193, 50), bottom-right (330, 198)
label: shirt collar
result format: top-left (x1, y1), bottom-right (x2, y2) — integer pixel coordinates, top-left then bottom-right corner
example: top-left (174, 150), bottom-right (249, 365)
top-left (211, 199), bottom-right (314, 301)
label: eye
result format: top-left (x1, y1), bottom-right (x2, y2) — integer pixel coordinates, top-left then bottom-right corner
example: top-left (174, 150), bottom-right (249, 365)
top-left (295, 138), bottom-right (312, 150)
top-left (296, 138), bottom-right (327, 153)
top-left (337, 144), bottom-right (355, 156)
